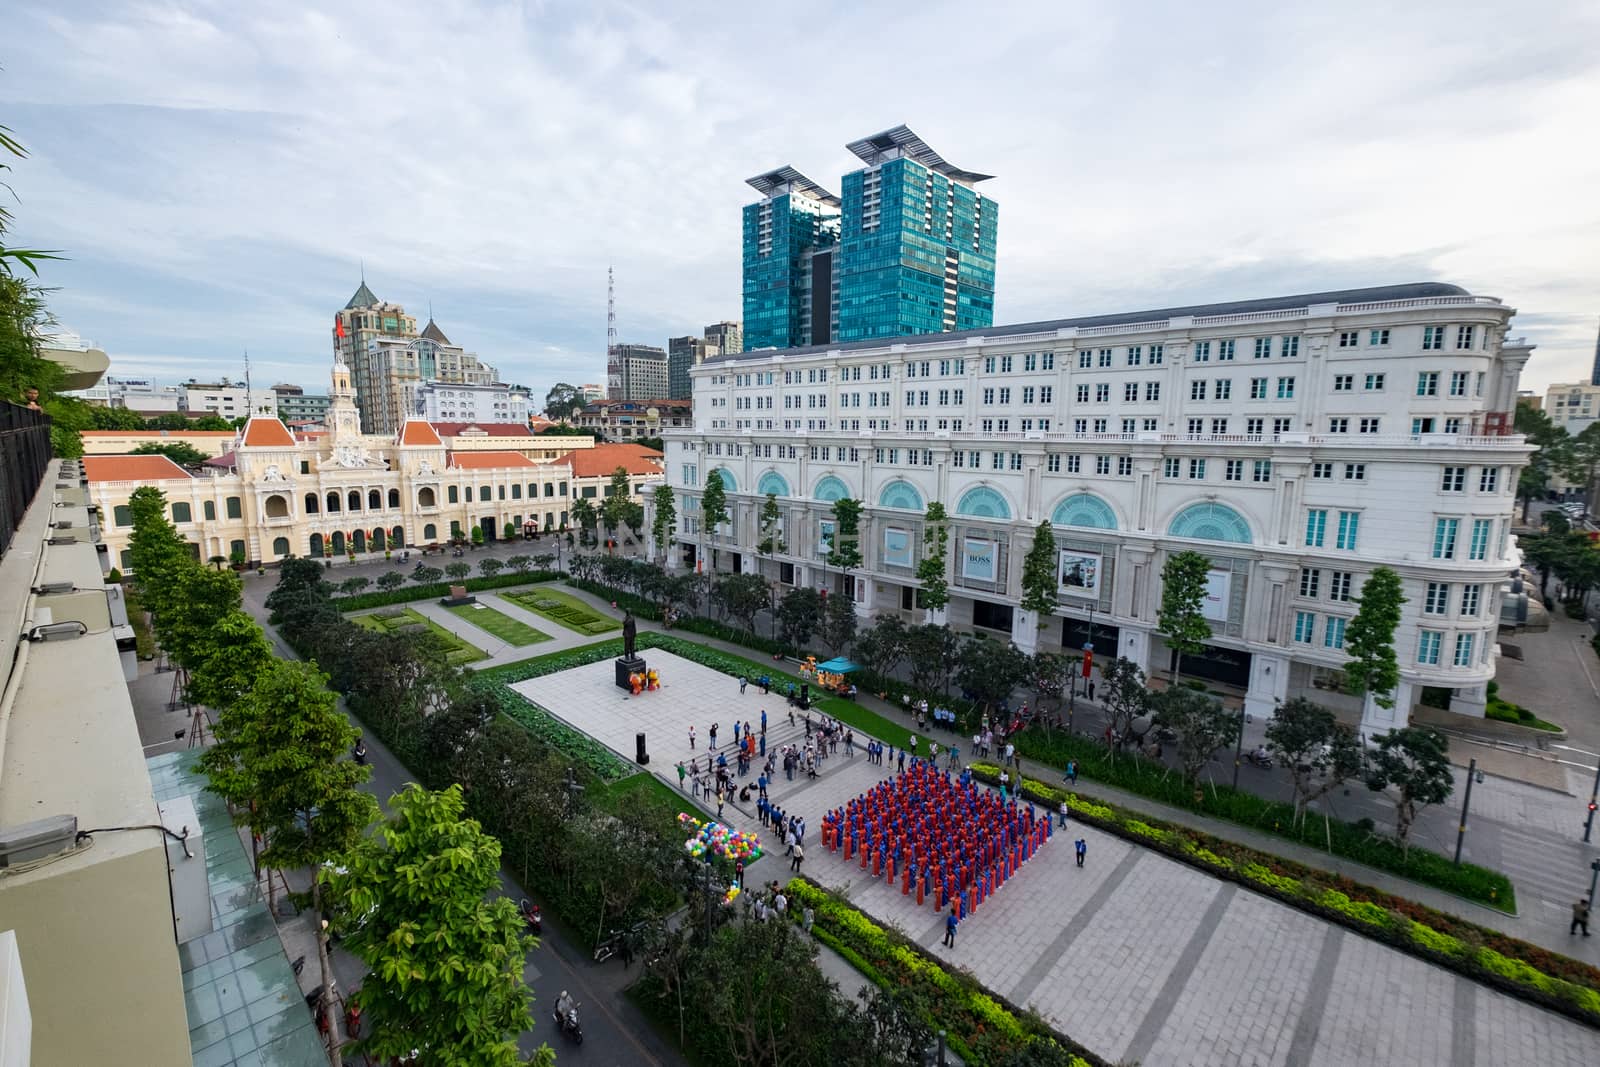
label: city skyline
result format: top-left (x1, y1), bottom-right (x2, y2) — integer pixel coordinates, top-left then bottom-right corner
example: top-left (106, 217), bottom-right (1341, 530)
top-left (5, 0), bottom-right (1598, 400)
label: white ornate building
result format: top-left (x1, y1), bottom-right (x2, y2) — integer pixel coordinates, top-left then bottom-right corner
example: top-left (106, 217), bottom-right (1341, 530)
top-left (659, 283), bottom-right (1534, 734)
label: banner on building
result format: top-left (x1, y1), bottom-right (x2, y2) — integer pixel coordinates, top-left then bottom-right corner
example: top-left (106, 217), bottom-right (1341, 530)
top-left (962, 537), bottom-right (997, 581)
top-left (1057, 550), bottom-right (1101, 598)
top-left (882, 526), bottom-right (912, 567)
top-left (1202, 568), bottom-right (1232, 622)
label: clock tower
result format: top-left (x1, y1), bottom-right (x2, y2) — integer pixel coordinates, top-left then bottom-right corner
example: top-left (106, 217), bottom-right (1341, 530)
top-left (329, 356), bottom-right (362, 441)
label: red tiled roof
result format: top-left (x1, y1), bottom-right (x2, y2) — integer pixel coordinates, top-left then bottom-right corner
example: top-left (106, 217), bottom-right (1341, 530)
top-left (431, 421), bottom-right (533, 438)
top-left (205, 451), bottom-right (237, 468)
top-left (398, 420), bottom-right (444, 446)
top-left (240, 416), bottom-right (295, 447)
top-left (83, 455), bottom-right (194, 482)
top-left (561, 442), bottom-right (665, 479)
top-left (448, 450), bottom-right (539, 470)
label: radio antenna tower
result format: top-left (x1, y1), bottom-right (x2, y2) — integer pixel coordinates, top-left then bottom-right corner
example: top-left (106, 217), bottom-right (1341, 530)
top-left (243, 349), bottom-right (254, 413)
top-left (605, 265), bottom-right (620, 400)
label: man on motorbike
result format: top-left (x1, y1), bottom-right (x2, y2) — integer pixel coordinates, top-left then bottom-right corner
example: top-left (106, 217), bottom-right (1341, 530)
top-left (555, 990), bottom-right (575, 1023)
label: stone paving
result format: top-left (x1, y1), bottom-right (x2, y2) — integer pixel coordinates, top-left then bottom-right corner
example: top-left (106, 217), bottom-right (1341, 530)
top-left (512, 649), bottom-right (1600, 1067)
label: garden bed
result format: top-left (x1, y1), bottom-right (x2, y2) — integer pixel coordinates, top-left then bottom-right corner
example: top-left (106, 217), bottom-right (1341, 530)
top-left (329, 569), bottom-right (561, 612)
top-left (444, 602), bottom-right (551, 646)
top-left (350, 608), bottom-right (486, 664)
top-left (965, 762), bottom-right (1600, 1030)
top-left (503, 587), bottom-right (620, 635)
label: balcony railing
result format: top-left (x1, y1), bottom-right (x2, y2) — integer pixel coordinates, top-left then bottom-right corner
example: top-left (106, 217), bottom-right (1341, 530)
top-left (0, 402), bottom-right (53, 558)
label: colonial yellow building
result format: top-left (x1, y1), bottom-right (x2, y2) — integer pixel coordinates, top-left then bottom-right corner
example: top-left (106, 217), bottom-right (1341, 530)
top-left (85, 357), bottom-right (662, 570)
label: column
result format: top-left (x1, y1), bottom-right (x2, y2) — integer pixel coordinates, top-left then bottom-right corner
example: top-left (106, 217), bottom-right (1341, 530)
top-left (1117, 626), bottom-right (1151, 674)
top-left (1452, 682), bottom-right (1488, 719)
top-left (1244, 652), bottom-right (1290, 720)
top-left (1359, 679), bottom-right (1415, 741)
top-left (1012, 609), bottom-right (1040, 655)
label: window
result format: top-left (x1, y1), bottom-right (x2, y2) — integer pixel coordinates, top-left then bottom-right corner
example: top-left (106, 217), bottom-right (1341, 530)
top-left (1078, 351), bottom-right (1092, 369)
top-left (1418, 631), bottom-right (1442, 665)
top-left (1342, 464), bottom-right (1366, 481)
top-left (1333, 374), bottom-right (1354, 391)
top-left (991, 452), bottom-right (1004, 470)
top-left (1338, 331), bottom-right (1360, 348)
top-left (1188, 458), bottom-right (1207, 479)
top-left (1187, 417), bottom-right (1204, 434)
top-left (1475, 372), bottom-right (1486, 397)
top-left (1479, 467), bottom-right (1500, 493)
top-left (1164, 457), bottom-right (1181, 478)
top-left (1328, 417), bottom-right (1349, 433)
top-left (1098, 349), bottom-right (1113, 367)
top-left (1066, 455), bottom-right (1082, 473)
top-left (1124, 382), bottom-right (1139, 402)
top-left (1046, 454), bottom-right (1061, 473)
top-left (1276, 377), bottom-right (1295, 399)
top-left (1255, 337), bottom-right (1273, 359)
top-left (171, 502), bottom-right (192, 523)
top-left (1312, 462), bottom-right (1334, 479)
top-left (1433, 518), bottom-right (1459, 559)
top-left (1193, 341), bottom-right (1211, 362)
top-left (1095, 455), bottom-right (1111, 474)
top-left (1246, 417), bottom-right (1264, 436)
top-left (1225, 459), bottom-right (1243, 481)
top-left (1127, 346), bottom-right (1142, 366)
top-left (1456, 325), bottom-right (1476, 349)
top-left (1299, 568), bottom-right (1321, 598)
top-left (999, 387), bottom-right (1011, 404)
top-left (1468, 519), bottom-right (1492, 560)
top-left (1461, 584), bottom-right (1482, 616)
top-left (1417, 371), bottom-right (1439, 397)
top-left (1412, 417), bottom-right (1435, 434)
top-left (1076, 384), bottom-right (1090, 403)
top-left (1022, 387), bottom-right (1035, 403)
top-left (1423, 326), bottom-right (1444, 350)
top-left (226, 496), bottom-right (242, 519)
top-left (1324, 617), bottom-right (1347, 650)
top-left (1359, 418), bottom-right (1381, 434)
top-left (1281, 336), bottom-right (1300, 358)
top-left (1250, 378), bottom-right (1268, 399)
top-left (1370, 329), bottom-right (1390, 346)
top-left (1454, 633), bottom-right (1475, 666)
top-left (1424, 582), bottom-right (1449, 615)
top-left (1364, 373), bottom-right (1386, 391)
top-left (1335, 511), bottom-right (1360, 550)
top-left (1294, 612), bottom-right (1316, 643)
top-left (1444, 417), bottom-right (1461, 434)
top-left (1000, 356), bottom-right (1013, 373)
top-left (981, 357), bottom-right (994, 374)
top-left (1218, 340), bottom-right (1235, 360)
top-left (1211, 418), bottom-right (1228, 434)
top-left (1117, 456), bottom-right (1133, 475)
top-left (113, 504), bottom-right (132, 526)
top-left (1042, 353), bottom-right (1054, 370)
top-left (1095, 384), bottom-right (1110, 402)
top-left (1253, 460), bottom-right (1273, 483)
top-left (1329, 572), bottom-right (1353, 602)
top-left (1448, 371), bottom-right (1469, 397)
top-left (1215, 379), bottom-right (1232, 399)
top-left (1305, 509), bottom-right (1327, 547)
top-left (1440, 466), bottom-right (1466, 492)
top-left (203, 500), bottom-right (216, 521)
top-left (1040, 386), bottom-right (1052, 403)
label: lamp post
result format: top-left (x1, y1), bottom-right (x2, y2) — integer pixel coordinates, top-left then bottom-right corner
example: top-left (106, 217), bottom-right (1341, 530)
top-left (1584, 759), bottom-right (1600, 843)
top-left (1455, 758), bottom-right (1481, 864)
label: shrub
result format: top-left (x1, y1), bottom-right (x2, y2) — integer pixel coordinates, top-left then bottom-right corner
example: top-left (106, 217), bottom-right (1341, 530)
top-left (105, 567), bottom-right (123, 584)
top-left (329, 570), bottom-right (559, 612)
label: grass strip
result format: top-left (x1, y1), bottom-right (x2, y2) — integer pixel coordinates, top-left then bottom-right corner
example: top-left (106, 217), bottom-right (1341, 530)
top-left (444, 602), bottom-right (551, 646)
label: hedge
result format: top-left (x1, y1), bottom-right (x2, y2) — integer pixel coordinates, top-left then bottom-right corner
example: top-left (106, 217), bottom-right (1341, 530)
top-left (566, 577), bottom-right (793, 657)
top-left (329, 570), bottom-right (561, 612)
top-left (966, 763), bottom-right (1600, 1029)
top-left (784, 878), bottom-right (1101, 1066)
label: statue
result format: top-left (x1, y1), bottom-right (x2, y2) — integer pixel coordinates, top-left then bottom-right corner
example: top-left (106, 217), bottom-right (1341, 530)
top-left (623, 611), bottom-right (637, 658)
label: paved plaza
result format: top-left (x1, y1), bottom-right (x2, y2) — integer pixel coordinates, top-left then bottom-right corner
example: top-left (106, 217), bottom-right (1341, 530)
top-left (512, 649), bottom-right (1600, 1067)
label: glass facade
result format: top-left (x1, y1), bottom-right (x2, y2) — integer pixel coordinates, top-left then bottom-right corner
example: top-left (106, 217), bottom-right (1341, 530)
top-left (742, 192), bottom-right (841, 351)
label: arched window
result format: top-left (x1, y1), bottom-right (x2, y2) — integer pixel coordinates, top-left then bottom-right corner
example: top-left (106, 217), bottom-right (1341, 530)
top-left (348, 490), bottom-right (362, 511)
top-left (955, 486), bottom-right (1011, 520)
top-left (352, 529), bottom-right (366, 552)
top-left (113, 504), bottom-right (132, 526)
top-left (332, 531), bottom-right (346, 554)
top-left (229, 539), bottom-right (246, 560)
top-left (305, 493), bottom-right (319, 515)
top-left (264, 495), bottom-right (289, 519)
top-left (479, 485), bottom-right (492, 502)
top-left (368, 489), bottom-right (381, 510)
top-left (418, 486), bottom-right (436, 508)
top-left (878, 480), bottom-right (923, 511)
top-left (712, 468), bottom-right (737, 492)
top-left (814, 475), bottom-right (850, 502)
top-left (757, 471), bottom-right (790, 497)
top-left (388, 488), bottom-right (400, 509)
top-left (271, 536), bottom-right (290, 557)
top-left (423, 523), bottom-right (437, 541)
top-left (447, 486), bottom-right (459, 504)
top-left (309, 533), bottom-right (324, 557)
top-left (326, 491), bottom-right (341, 513)
top-left (391, 525), bottom-right (404, 547)
top-left (1167, 502), bottom-right (1253, 545)
top-left (1050, 493), bottom-right (1117, 530)
top-left (371, 527), bottom-right (386, 551)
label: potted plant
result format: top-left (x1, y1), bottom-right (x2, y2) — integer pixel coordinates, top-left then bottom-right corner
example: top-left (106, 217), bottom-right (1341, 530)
top-left (230, 547), bottom-right (247, 571)
top-left (470, 526), bottom-right (485, 549)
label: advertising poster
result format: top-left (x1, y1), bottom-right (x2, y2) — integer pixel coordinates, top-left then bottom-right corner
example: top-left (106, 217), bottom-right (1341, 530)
top-left (818, 519), bottom-right (836, 557)
top-left (962, 537), bottom-right (997, 581)
top-left (883, 527), bottom-right (913, 567)
top-left (1201, 568), bottom-right (1232, 622)
top-left (1057, 550), bottom-right (1101, 598)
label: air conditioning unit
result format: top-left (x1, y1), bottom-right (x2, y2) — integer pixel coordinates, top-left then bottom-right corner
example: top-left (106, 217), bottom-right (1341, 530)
top-left (0, 815), bottom-right (78, 868)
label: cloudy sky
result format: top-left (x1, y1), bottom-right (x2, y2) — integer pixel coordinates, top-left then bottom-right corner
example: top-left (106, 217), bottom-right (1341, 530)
top-left (6, 0), bottom-right (1598, 401)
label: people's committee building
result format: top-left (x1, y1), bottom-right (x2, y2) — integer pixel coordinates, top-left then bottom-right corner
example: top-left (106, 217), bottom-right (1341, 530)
top-left (661, 283), bottom-right (1533, 736)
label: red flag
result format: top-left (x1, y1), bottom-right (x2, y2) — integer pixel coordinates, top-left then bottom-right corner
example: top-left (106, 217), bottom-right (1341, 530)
top-left (334, 316), bottom-right (346, 339)
top-left (1081, 649), bottom-right (1093, 678)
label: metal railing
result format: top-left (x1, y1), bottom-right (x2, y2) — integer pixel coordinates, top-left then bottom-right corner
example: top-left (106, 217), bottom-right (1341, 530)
top-left (0, 402), bottom-right (53, 559)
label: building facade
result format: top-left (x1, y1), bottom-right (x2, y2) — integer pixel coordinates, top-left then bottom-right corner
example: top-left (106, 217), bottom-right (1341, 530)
top-left (360, 320), bottom-right (499, 436)
top-left (273, 383), bottom-right (331, 424)
top-left (1543, 381), bottom-right (1600, 434)
top-left (335, 280), bottom-right (419, 433)
top-left (416, 380), bottom-right (529, 424)
top-left (705, 321), bottom-right (742, 359)
top-left (612, 344), bottom-right (668, 401)
top-left (661, 282), bottom-right (1533, 737)
top-left (180, 380), bottom-right (279, 419)
top-left (72, 374), bottom-right (186, 412)
top-left (575, 398), bottom-right (692, 440)
top-left (580, 383), bottom-right (606, 402)
top-left (668, 335), bottom-right (715, 400)
top-left (742, 167), bottom-right (842, 351)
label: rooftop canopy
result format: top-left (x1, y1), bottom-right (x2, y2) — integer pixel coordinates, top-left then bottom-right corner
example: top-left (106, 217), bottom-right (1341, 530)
top-left (845, 124), bottom-right (994, 185)
top-left (746, 165), bottom-right (841, 207)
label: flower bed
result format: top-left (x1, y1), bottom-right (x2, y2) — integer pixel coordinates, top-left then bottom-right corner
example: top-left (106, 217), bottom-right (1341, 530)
top-left (966, 763), bottom-right (1600, 1028)
top-left (784, 878), bottom-right (1100, 1066)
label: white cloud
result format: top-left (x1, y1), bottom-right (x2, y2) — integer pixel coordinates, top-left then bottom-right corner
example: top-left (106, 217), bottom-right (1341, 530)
top-left (4, 0), bottom-right (1598, 399)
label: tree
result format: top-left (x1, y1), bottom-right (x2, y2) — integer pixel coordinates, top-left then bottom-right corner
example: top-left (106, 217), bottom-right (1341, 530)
top-left (197, 659), bottom-right (378, 1062)
top-left (410, 565), bottom-right (443, 586)
top-left (1569, 422), bottom-right (1600, 511)
top-left (470, 525), bottom-right (485, 547)
top-left (1343, 566), bottom-right (1406, 714)
top-left (955, 635), bottom-right (1030, 721)
top-left (602, 465), bottom-right (633, 537)
top-left (756, 492), bottom-right (785, 559)
top-left (904, 623), bottom-right (961, 699)
top-left (503, 520), bottom-right (517, 541)
top-left (376, 570), bottom-right (405, 592)
top-left (1157, 550), bottom-right (1212, 686)
top-left (1265, 698), bottom-right (1364, 825)
top-left (1098, 656), bottom-right (1150, 749)
top-left (1028, 651), bottom-right (1070, 723)
top-left (507, 554), bottom-right (532, 574)
top-left (445, 561), bottom-right (472, 582)
top-left (1019, 519), bottom-right (1059, 617)
top-left (917, 501), bottom-right (950, 613)
top-left (1364, 726), bottom-right (1454, 849)
top-left (1515, 400), bottom-right (1571, 521)
top-left (570, 497), bottom-right (598, 545)
top-left (479, 557), bottom-right (504, 578)
top-left (130, 440), bottom-right (210, 467)
top-left (777, 587), bottom-right (823, 650)
top-left (544, 382), bottom-right (584, 420)
top-left (339, 576), bottom-right (370, 597)
top-left (712, 572), bottom-right (769, 634)
top-left (321, 784), bottom-right (547, 1067)
top-left (853, 615), bottom-right (909, 681)
top-left (652, 484), bottom-right (677, 562)
top-left (190, 414), bottom-right (234, 431)
top-left (700, 469), bottom-right (729, 570)
top-left (819, 590), bottom-right (858, 656)
top-left (87, 405), bottom-right (147, 430)
top-left (1151, 685), bottom-right (1239, 786)
top-left (184, 609), bottom-right (275, 714)
top-left (825, 497), bottom-right (864, 587)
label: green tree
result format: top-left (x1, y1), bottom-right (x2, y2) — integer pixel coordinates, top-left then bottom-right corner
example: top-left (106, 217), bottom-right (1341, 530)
top-left (602, 465), bottom-right (633, 536)
top-left (1569, 422), bottom-right (1600, 510)
top-left (570, 496), bottom-right (598, 545)
top-left (1019, 519), bottom-right (1059, 617)
top-left (503, 520), bottom-right (517, 541)
top-left (197, 659), bottom-right (378, 1060)
top-left (543, 382), bottom-right (584, 420)
top-left (1097, 656), bottom-right (1150, 748)
top-left (507, 553), bottom-right (532, 574)
top-left (479, 557), bottom-right (504, 578)
top-left (700, 469), bottom-right (729, 569)
top-left (756, 491), bottom-right (785, 559)
top-left (1151, 685), bottom-right (1239, 786)
top-left (339, 576), bottom-right (370, 597)
top-left (1157, 550), bottom-right (1212, 686)
top-left (917, 501), bottom-right (950, 613)
top-left (1265, 698), bottom-right (1364, 825)
top-left (853, 615), bottom-right (909, 681)
top-left (445, 561), bottom-right (472, 582)
top-left (184, 609), bottom-right (275, 714)
top-left (87, 405), bottom-right (147, 430)
top-left (651, 484), bottom-right (677, 562)
top-left (376, 570), bottom-right (405, 592)
top-left (410, 565), bottom-right (444, 586)
top-left (321, 784), bottom-right (546, 1067)
top-left (1343, 566), bottom-right (1406, 713)
top-left (470, 525), bottom-right (485, 547)
top-left (904, 623), bottom-right (960, 699)
top-left (825, 497), bottom-right (864, 585)
top-left (955, 635), bottom-right (1030, 721)
top-left (712, 572), bottom-right (770, 634)
top-left (777, 587), bottom-right (823, 650)
top-left (1515, 400), bottom-right (1570, 521)
top-left (818, 589), bottom-right (858, 657)
top-left (130, 440), bottom-right (210, 467)
top-left (190, 414), bottom-right (233, 431)
top-left (1364, 726), bottom-right (1454, 849)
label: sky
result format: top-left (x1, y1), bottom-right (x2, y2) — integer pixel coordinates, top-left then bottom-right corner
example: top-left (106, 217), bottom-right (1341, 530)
top-left (5, 0), bottom-right (1599, 403)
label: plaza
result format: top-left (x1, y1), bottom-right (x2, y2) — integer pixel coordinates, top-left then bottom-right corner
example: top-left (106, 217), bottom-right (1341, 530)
top-left (512, 647), bottom-right (1600, 1066)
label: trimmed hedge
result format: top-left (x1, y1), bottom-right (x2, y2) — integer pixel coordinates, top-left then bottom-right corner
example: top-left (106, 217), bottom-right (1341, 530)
top-left (966, 763), bottom-right (1600, 1028)
top-left (784, 878), bottom-right (1100, 1066)
top-left (329, 570), bottom-right (561, 612)
top-left (566, 577), bottom-right (791, 656)
top-left (469, 639), bottom-right (635, 781)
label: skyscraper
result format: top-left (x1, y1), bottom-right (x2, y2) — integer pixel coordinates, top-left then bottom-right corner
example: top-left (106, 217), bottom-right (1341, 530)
top-left (668, 335), bottom-right (714, 400)
top-left (742, 167), bottom-right (841, 350)
top-left (704, 321), bottom-right (742, 358)
top-left (835, 125), bottom-right (998, 342)
top-left (613, 343), bottom-right (668, 401)
top-left (1590, 316), bottom-right (1600, 386)
top-left (334, 279), bottom-right (417, 432)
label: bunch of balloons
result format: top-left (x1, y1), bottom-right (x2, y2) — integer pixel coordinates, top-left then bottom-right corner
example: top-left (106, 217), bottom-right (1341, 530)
top-left (678, 812), bottom-right (764, 863)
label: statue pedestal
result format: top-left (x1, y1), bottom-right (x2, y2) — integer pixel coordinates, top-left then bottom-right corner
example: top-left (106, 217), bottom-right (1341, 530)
top-left (615, 656), bottom-right (647, 691)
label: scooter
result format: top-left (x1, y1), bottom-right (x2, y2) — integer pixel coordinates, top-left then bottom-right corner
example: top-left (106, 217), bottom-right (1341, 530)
top-left (1243, 750), bottom-right (1273, 769)
top-left (554, 1003), bottom-right (583, 1044)
top-left (352, 741), bottom-right (368, 766)
top-left (519, 897), bottom-right (542, 935)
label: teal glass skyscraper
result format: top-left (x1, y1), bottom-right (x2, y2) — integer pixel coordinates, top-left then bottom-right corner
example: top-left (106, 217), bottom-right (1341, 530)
top-left (742, 167), bottom-right (841, 351)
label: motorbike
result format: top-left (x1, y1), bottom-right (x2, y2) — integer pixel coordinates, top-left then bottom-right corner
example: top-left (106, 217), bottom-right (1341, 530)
top-left (1243, 750), bottom-right (1273, 769)
top-left (352, 742), bottom-right (367, 765)
top-left (554, 1003), bottom-right (583, 1044)
top-left (519, 897), bottom-right (542, 935)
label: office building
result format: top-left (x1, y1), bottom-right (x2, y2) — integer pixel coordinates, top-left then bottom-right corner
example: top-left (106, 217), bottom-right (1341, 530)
top-left (575, 398), bottom-right (692, 440)
top-left (705, 321), bottom-right (742, 359)
top-left (611, 343), bottom-right (668, 402)
top-left (360, 318), bottom-right (499, 436)
top-left (742, 167), bottom-right (842, 351)
top-left (1543, 381), bottom-right (1600, 433)
top-left (669, 335), bottom-right (716, 400)
top-left (180, 380), bottom-right (279, 419)
top-left (72, 375), bottom-right (186, 412)
top-left (660, 282), bottom-right (1532, 739)
top-left (273, 383), bottom-right (332, 424)
top-left (335, 279), bottom-right (419, 433)
top-left (580, 383), bottom-right (606, 402)
top-left (415, 380), bottom-right (530, 424)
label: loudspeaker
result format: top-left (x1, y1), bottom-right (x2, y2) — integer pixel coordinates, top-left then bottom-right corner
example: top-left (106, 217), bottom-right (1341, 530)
top-left (636, 732), bottom-right (649, 765)
top-left (801, 682), bottom-right (810, 708)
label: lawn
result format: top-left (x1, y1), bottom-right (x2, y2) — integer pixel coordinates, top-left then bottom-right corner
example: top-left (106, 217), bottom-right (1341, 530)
top-left (445, 602), bottom-right (551, 647)
top-left (504, 587), bottom-right (621, 635)
top-left (351, 607), bottom-right (487, 665)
